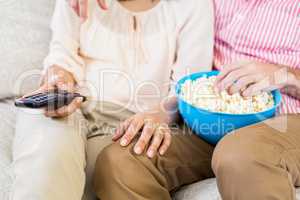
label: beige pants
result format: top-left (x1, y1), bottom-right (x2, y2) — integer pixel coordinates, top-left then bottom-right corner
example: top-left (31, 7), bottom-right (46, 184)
top-left (11, 102), bottom-right (133, 200)
top-left (94, 115), bottom-right (300, 200)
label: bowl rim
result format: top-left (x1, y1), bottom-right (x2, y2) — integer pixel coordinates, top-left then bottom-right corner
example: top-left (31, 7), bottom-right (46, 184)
top-left (176, 70), bottom-right (283, 117)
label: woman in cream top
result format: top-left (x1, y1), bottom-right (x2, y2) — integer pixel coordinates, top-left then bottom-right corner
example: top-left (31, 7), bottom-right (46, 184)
top-left (44, 0), bottom-right (214, 113)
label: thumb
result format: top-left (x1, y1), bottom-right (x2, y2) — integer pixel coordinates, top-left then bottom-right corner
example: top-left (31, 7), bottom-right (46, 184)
top-left (97, 0), bottom-right (108, 10)
top-left (56, 80), bottom-right (75, 92)
top-left (45, 73), bottom-right (72, 91)
top-left (21, 84), bottom-right (50, 98)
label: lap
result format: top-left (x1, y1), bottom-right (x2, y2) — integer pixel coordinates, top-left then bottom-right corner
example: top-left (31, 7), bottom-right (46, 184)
top-left (98, 123), bottom-right (215, 191)
top-left (214, 114), bottom-right (300, 186)
top-left (12, 109), bottom-right (88, 200)
top-left (218, 114), bottom-right (300, 151)
top-left (13, 108), bottom-right (87, 159)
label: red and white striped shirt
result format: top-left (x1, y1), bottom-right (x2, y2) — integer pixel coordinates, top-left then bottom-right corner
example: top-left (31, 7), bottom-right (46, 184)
top-left (214, 0), bottom-right (300, 114)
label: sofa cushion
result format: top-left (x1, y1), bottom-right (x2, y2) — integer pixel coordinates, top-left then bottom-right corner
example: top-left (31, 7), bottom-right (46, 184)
top-left (0, 0), bottom-right (55, 99)
top-left (173, 178), bottom-right (300, 200)
top-left (0, 100), bottom-right (16, 199)
top-left (173, 179), bottom-right (220, 200)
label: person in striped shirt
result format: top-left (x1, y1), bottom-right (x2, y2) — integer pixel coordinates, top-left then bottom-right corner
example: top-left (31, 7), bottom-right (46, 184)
top-left (73, 1), bottom-right (300, 200)
top-left (210, 1), bottom-right (300, 200)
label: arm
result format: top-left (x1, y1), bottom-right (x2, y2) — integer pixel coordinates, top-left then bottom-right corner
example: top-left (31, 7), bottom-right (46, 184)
top-left (166, 0), bottom-right (214, 122)
top-left (44, 0), bottom-right (84, 84)
top-left (113, 0), bottom-right (214, 158)
top-left (36, 0), bottom-right (85, 117)
top-left (170, 0), bottom-right (214, 93)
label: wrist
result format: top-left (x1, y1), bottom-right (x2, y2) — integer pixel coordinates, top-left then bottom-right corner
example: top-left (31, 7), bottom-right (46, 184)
top-left (286, 68), bottom-right (300, 87)
top-left (143, 97), bottom-right (179, 125)
top-left (148, 107), bottom-right (174, 125)
top-left (274, 65), bottom-right (298, 88)
top-left (160, 97), bottom-right (179, 124)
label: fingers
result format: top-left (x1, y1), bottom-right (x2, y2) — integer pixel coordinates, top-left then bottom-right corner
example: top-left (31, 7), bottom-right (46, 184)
top-left (242, 78), bottom-right (274, 97)
top-left (56, 79), bottom-right (75, 92)
top-left (216, 60), bottom-right (251, 85)
top-left (21, 83), bottom-right (57, 98)
top-left (22, 85), bottom-right (48, 98)
top-left (228, 74), bottom-right (259, 94)
top-left (69, 0), bottom-right (87, 20)
top-left (44, 66), bottom-right (76, 92)
top-left (113, 118), bottom-right (133, 141)
top-left (97, 0), bottom-right (107, 10)
top-left (45, 97), bottom-right (83, 118)
top-left (120, 118), bottom-right (144, 147)
top-left (78, 0), bottom-right (88, 21)
top-left (158, 125), bottom-right (171, 155)
top-left (69, 0), bottom-right (79, 16)
top-left (69, 0), bottom-right (107, 21)
top-left (134, 122), bottom-right (156, 155)
top-left (216, 63), bottom-right (242, 84)
top-left (217, 69), bottom-right (250, 92)
top-left (115, 112), bottom-right (172, 158)
top-left (146, 125), bottom-right (168, 158)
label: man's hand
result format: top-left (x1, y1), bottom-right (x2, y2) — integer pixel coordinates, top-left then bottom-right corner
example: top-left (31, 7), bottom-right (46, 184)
top-left (215, 61), bottom-right (292, 97)
top-left (68, 0), bottom-right (107, 21)
top-left (24, 66), bottom-right (83, 118)
top-left (113, 111), bottom-right (172, 158)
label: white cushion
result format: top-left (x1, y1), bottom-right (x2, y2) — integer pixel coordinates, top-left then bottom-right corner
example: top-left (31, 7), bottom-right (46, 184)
top-left (173, 178), bottom-right (300, 200)
top-left (0, 0), bottom-right (55, 98)
top-left (174, 179), bottom-right (220, 200)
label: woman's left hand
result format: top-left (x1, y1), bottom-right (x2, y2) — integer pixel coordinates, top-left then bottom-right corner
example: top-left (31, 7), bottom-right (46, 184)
top-left (215, 61), bottom-right (290, 96)
top-left (113, 112), bottom-right (172, 158)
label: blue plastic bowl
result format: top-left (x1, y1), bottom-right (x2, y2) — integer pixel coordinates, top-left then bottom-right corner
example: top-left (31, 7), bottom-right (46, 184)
top-left (176, 71), bottom-right (282, 145)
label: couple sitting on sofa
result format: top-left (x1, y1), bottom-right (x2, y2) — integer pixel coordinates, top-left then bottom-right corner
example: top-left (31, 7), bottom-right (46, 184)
top-left (12, 0), bottom-right (300, 200)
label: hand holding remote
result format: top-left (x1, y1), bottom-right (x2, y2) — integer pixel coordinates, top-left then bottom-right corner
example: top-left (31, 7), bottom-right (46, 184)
top-left (21, 65), bottom-right (84, 118)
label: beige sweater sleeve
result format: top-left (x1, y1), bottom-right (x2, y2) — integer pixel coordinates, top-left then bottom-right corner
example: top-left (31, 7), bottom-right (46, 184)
top-left (170, 0), bottom-right (214, 95)
top-left (43, 0), bottom-right (85, 84)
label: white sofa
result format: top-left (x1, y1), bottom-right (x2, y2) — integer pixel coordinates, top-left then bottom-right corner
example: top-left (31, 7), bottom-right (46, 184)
top-left (0, 1), bottom-right (299, 199)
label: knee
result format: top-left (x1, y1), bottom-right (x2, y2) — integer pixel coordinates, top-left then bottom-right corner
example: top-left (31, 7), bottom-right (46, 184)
top-left (94, 142), bottom-right (134, 182)
top-left (15, 118), bottom-right (84, 168)
top-left (94, 142), bottom-right (141, 196)
top-left (97, 142), bottom-right (132, 165)
top-left (212, 133), bottom-right (258, 179)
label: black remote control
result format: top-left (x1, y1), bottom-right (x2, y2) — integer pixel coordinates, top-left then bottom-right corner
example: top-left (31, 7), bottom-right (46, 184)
top-left (15, 90), bottom-right (86, 109)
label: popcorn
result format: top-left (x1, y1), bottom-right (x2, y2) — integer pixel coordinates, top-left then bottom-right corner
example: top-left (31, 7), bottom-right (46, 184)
top-left (180, 76), bottom-right (274, 114)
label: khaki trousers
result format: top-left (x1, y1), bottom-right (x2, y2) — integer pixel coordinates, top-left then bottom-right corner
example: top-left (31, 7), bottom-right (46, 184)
top-left (94, 115), bottom-right (300, 200)
top-left (12, 102), bottom-right (133, 200)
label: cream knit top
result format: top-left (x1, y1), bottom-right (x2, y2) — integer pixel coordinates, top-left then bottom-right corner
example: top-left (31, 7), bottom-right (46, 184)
top-left (44, 0), bottom-right (214, 112)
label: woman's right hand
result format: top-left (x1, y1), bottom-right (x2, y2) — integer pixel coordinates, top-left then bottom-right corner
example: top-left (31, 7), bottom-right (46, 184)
top-left (25, 65), bottom-right (83, 118)
top-left (68, 0), bottom-right (107, 21)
